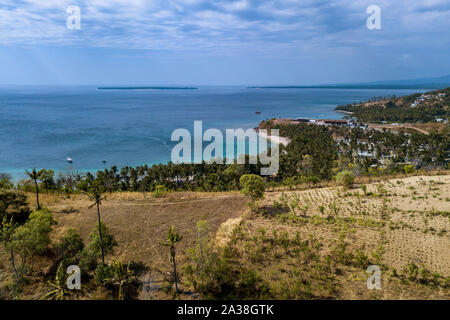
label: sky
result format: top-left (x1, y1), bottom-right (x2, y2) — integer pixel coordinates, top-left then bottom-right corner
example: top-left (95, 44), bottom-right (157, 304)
top-left (0, 0), bottom-right (449, 85)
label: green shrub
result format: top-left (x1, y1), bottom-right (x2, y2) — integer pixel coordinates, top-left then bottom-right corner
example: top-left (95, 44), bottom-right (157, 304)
top-left (405, 261), bottom-right (419, 281)
top-left (80, 222), bottom-right (117, 272)
top-left (404, 164), bottom-right (415, 174)
top-left (336, 170), bottom-right (355, 188)
top-left (353, 250), bottom-right (369, 268)
top-left (153, 185), bottom-right (168, 198)
top-left (7, 208), bottom-right (57, 286)
top-left (11, 208), bottom-right (57, 256)
top-left (94, 263), bottom-right (116, 285)
top-left (55, 228), bottom-right (84, 260)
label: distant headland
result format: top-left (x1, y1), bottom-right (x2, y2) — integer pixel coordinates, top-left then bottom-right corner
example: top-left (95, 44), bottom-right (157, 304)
top-left (248, 74), bottom-right (450, 90)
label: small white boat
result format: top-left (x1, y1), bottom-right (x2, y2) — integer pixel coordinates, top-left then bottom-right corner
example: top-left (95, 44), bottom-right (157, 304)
top-left (66, 158), bottom-right (73, 163)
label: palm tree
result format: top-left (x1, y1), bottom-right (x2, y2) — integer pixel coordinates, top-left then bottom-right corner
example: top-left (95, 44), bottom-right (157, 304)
top-left (25, 168), bottom-right (43, 210)
top-left (83, 184), bottom-right (106, 264)
top-left (110, 259), bottom-right (134, 300)
top-left (43, 262), bottom-right (69, 300)
top-left (160, 226), bottom-right (182, 293)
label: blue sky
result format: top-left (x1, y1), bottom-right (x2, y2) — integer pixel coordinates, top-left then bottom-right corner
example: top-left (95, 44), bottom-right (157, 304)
top-left (0, 0), bottom-right (449, 85)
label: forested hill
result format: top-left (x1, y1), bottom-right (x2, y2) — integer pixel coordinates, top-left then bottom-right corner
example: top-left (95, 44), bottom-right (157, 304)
top-left (335, 87), bottom-right (450, 123)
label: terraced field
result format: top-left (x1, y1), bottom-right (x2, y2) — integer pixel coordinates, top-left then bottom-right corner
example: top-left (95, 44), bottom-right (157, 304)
top-left (262, 176), bottom-right (450, 275)
top-left (226, 174), bottom-right (450, 299)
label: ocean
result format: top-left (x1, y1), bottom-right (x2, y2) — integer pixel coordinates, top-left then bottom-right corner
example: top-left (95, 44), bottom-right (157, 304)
top-left (0, 85), bottom-right (426, 180)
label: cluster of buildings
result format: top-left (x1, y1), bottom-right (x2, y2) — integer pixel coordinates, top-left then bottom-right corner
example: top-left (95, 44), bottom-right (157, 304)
top-left (336, 135), bottom-right (450, 168)
top-left (273, 118), bottom-right (366, 129)
top-left (410, 92), bottom-right (446, 108)
top-left (336, 137), bottom-right (422, 168)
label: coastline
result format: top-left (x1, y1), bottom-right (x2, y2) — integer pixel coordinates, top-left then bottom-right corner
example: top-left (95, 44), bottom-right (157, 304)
top-left (334, 109), bottom-right (353, 115)
top-left (5, 128), bottom-right (289, 183)
top-left (255, 129), bottom-right (291, 146)
top-left (2, 87), bottom-right (430, 180)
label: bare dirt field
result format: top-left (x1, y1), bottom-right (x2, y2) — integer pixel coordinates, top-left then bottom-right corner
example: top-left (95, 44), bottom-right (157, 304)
top-left (45, 191), bottom-right (247, 270)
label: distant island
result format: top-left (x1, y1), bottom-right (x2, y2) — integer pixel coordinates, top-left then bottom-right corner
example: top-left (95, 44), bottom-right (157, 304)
top-left (98, 86), bottom-right (198, 90)
top-left (249, 85), bottom-right (448, 89)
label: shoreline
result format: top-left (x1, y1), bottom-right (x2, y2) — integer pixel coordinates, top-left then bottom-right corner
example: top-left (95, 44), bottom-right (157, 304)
top-left (255, 129), bottom-right (291, 146)
top-left (334, 109), bottom-right (353, 115)
top-left (3, 129), bottom-right (290, 183)
top-left (2, 87), bottom-right (426, 182)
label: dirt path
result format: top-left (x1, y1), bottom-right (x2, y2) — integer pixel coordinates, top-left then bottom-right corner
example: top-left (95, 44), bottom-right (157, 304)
top-left (369, 124), bottom-right (430, 135)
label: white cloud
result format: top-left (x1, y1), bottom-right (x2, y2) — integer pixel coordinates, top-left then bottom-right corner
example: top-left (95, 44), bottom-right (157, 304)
top-left (0, 0), bottom-right (448, 55)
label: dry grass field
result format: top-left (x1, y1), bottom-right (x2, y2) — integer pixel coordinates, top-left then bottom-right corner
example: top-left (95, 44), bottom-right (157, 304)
top-left (0, 191), bottom-right (247, 299)
top-left (368, 122), bottom-right (448, 135)
top-left (1, 174), bottom-right (449, 299)
top-left (46, 191), bottom-right (246, 270)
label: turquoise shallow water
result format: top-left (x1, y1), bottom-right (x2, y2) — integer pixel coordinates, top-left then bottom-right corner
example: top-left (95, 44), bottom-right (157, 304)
top-left (0, 85), bottom-right (426, 180)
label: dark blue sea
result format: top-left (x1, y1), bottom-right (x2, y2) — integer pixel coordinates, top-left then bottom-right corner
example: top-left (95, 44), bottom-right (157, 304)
top-left (0, 86), bottom-right (426, 180)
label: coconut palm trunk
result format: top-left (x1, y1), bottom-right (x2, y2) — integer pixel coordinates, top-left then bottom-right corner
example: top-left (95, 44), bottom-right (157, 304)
top-left (25, 169), bottom-right (43, 210)
top-left (171, 246), bottom-right (179, 293)
top-left (161, 226), bottom-right (182, 294)
top-left (83, 186), bottom-right (107, 265)
top-left (96, 202), bottom-right (105, 264)
top-left (34, 178), bottom-right (40, 210)
top-left (10, 248), bottom-right (18, 279)
top-left (119, 282), bottom-right (124, 300)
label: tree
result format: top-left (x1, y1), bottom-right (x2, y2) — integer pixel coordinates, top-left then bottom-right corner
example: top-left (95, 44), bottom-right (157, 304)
top-left (82, 183), bottom-right (107, 264)
top-left (80, 222), bottom-right (117, 272)
top-left (0, 217), bottom-right (19, 283)
top-left (300, 154), bottom-right (314, 177)
top-left (0, 173), bottom-right (13, 189)
top-left (94, 259), bottom-right (135, 300)
top-left (224, 164), bottom-right (244, 190)
top-left (9, 209), bottom-right (57, 285)
top-left (0, 190), bottom-right (31, 225)
top-left (40, 169), bottom-right (55, 193)
top-left (160, 226), bottom-right (183, 293)
top-left (25, 168), bottom-right (44, 210)
top-left (239, 174), bottom-right (266, 213)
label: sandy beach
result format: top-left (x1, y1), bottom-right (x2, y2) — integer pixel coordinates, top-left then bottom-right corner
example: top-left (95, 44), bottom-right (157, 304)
top-left (256, 129), bottom-right (291, 146)
top-left (334, 109), bottom-right (353, 115)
